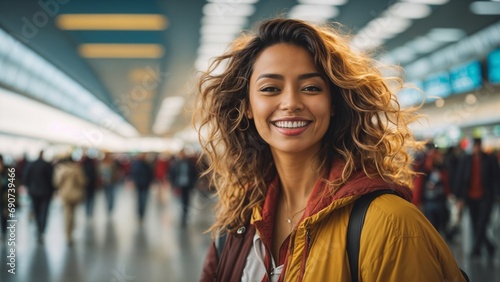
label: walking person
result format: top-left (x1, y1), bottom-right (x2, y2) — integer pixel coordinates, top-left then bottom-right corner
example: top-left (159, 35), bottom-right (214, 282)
top-left (443, 145), bottom-right (464, 242)
top-left (98, 153), bottom-right (119, 216)
top-left (196, 18), bottom-right (467, 281)
top-left (154, 153), bottom-right (170, 203)
top-left (456, 138), bottom-right (500, 259)
top-left (414, 148), bottom-right (452, 234)
top-left (24, 150), bottom-right (54, 244)
top-left (169, 149), bottom-right (198, 227)
top-left (53, 153), bottom-right (86, 245)
top-left (81, 152), bottom-right (98, 219)
top-left (131, 153), bottom-right (154, 222)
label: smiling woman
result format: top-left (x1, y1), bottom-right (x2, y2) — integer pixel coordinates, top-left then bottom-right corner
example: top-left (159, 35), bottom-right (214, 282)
top-left (247, 44), bottom-right (332, 157)
top-left (194, 18), bottom-right (467, 282)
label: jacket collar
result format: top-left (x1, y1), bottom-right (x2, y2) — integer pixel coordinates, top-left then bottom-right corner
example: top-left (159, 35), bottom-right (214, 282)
top-left (252, 159), bottom-right (413, 228)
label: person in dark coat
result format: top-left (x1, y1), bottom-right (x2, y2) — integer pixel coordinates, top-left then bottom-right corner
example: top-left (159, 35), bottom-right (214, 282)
top-left (98, 153), bottom-right (120, 215)
top-left (169, 149), bottom-right (198, 227)
top-left (414, 149), bottom-right (451, 234)
top-left (81, 153), bottom-right (98, 218)
top-left (131, 153), bottom-right (154, 222)
top-left (24, 150), bottom-right (54, 243)
top-left (456, 138), bottom-right (500, 258)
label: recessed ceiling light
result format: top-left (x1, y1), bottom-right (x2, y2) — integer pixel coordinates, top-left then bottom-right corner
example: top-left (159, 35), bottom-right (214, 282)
top-left (350, 36), bottom-right (384, 50)
top-left (388, 2), bottom-right (432, 19)
top-left (161, 96), bottom-right (185, 109)
top-left (201, 16), bottom-right (249, 26)
top-left (200, 24), bottom-right (242, 35)
top-left (391, 46), bottom-right (417, 63)
top-left (197, 43), bottom-right (229, 55)
top-left (288, 4), bottom-right (339, 20)
top-left (470, 1), bottom-right (500, 15)
top-left (428, 28), bottom-right (466, 42)
top-left (363, 16), bottom-right (411, 40)
top-left (79, 44), bottom-right (165, 59)
top-left (405, 36), bottom-right (443, 53)
top-left (207, 0), bottom-right (258, 4)
top-left (376, 15), bottom-right (412, 33)
top-left (298, 0), bottom-right (348, 5)
top-left (203, 3), bottom-right (255, 17)
top-left (201, 34), bottom-right (235, 44)
top-left (403, 0), bottom-right (449, 5)
top-left (56, 14), bottom-right (168, 30)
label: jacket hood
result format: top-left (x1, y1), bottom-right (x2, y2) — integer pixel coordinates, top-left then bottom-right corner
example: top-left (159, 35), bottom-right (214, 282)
top-left (303, 159), bottom-right (413, 222)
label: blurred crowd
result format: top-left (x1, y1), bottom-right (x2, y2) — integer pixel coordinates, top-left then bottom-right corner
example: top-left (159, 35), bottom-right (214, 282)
top-left (0, 148), bottom-right (212, 246)
top-left (0, 137), bottom-right (498, 256)
top-left (412, 137), bottom-right (500, 259)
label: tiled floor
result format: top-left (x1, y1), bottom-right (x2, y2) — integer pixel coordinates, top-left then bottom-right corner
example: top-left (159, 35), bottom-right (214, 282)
top-left (0, 183), bottom-right (498, 282)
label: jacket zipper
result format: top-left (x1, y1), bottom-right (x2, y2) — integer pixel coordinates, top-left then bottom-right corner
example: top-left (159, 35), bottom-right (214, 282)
top-left (298, 230), bottom-right (312, 282)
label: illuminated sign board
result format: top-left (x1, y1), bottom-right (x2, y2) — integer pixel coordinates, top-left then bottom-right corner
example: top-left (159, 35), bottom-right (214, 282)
top-left (423, 72), bottom-right (452, 101)
top-left (488, 49), bottom-right (500, 84)
top-left (450, 60), bottom-right (482, 93)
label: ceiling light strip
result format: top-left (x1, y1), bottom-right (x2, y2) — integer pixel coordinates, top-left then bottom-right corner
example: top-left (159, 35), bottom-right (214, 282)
top-left (79, 44), bottom-right (165, 59)
top-left (56, 14), bottom-right (168, 30)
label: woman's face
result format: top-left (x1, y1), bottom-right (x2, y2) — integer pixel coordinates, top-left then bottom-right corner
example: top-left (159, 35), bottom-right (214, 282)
top-left (247, 43), bottom-right (332, 157)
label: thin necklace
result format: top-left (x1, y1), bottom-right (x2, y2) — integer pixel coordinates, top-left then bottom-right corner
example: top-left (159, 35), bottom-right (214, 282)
top-left (285, 202), bottom-right (307, 225)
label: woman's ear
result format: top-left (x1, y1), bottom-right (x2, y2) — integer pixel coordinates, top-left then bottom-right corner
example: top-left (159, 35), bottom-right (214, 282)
top-left (330, 106), bottom-right (334, 116)
top-left (246, 106), bottom-right (253, 119)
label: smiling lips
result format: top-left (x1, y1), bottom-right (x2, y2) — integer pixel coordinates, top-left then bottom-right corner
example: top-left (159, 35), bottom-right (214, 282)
top-left (271, 119), bottom-right (311, 136)
top-left (273, 120), bottom-right (310, 128)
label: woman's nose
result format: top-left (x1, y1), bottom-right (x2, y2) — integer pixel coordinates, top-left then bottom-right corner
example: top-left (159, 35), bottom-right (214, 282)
top-left (280, 88), bottom-right (304, 113)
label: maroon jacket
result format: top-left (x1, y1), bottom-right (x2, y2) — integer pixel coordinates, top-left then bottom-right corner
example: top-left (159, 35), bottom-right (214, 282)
top-left (200, 224), bottom-right (256, 282)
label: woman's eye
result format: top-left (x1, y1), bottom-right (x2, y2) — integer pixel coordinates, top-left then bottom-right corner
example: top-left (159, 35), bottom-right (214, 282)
top-left (260, 86), bottom-right (280, 92)
top-left (303, 85), bottom-right (322, 92)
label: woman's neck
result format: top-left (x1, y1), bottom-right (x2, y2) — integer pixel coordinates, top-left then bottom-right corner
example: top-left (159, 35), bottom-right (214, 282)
top-left (272, 151), bottom-right (320, 209)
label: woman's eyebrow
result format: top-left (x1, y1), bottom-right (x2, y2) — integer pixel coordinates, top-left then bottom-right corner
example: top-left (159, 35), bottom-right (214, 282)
top-left (256, 72), bottom-right (323, 81)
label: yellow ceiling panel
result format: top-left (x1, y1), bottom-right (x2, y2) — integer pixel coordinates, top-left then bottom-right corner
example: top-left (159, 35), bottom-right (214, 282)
top-left (56, 14), bottom-right (168, 30)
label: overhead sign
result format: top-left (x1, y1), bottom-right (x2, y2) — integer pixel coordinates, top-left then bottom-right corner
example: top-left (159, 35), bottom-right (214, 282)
top-left (424, 72), bottom-right (452, 101)
top-left (488, 49), bottom-right (500, 84)
top-left (450, 60), bottom-right (482, 93)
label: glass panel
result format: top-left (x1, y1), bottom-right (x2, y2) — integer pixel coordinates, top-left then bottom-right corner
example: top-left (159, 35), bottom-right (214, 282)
top-left (13, 68), bottom-right (31, 93)
top-left (0, 29), bottom-right (14, 56)
top-left (31, 78), bottom-right (48, 100)
top-left (2, 58), bottom-right (20, 87)
top-left (0, 52), bottom-right (7, 82)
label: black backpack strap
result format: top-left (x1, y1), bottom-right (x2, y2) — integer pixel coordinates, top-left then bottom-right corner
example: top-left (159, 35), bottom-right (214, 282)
top-left (346, 189), bottom-right (470, 282)
top-left (346, 189), bottom-right (397, 282)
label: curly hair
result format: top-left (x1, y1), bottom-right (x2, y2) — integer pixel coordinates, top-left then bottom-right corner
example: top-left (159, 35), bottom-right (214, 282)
top-left (194, 18), bottom-right (421, 235)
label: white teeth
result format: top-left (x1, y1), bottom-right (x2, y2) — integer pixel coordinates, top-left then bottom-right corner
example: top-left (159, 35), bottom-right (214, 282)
top-left (274, 121), bottom-right (308, 128)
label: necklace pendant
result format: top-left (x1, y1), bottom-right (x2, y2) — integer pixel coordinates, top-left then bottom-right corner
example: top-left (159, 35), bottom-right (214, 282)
top-left (287, 218), bottom-right (292, 224)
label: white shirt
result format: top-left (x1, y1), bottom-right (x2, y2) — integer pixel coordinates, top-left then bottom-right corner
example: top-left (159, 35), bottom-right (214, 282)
top-left (241, 232), bottom-right (283, 282)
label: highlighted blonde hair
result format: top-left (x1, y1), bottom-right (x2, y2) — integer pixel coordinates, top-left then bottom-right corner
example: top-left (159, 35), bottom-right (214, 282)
top-left (194, 18), bottom-right (421, 235)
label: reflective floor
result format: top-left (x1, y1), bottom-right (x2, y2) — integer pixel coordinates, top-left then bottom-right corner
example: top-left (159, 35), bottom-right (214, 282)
top-left (0, 183), bottom-right (499, 282)
top-left (0, 183), bottom-right (215, 282)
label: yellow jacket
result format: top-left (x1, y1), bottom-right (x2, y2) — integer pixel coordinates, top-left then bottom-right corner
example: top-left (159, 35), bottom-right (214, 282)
top-left (250, 163), bottom-right (466, 282)
top-left (200, 161), bottom-right (467, 282)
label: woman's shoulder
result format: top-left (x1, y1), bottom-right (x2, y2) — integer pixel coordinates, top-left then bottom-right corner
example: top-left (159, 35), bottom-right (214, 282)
top-left (365, 193), bottom-right (435, 237)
